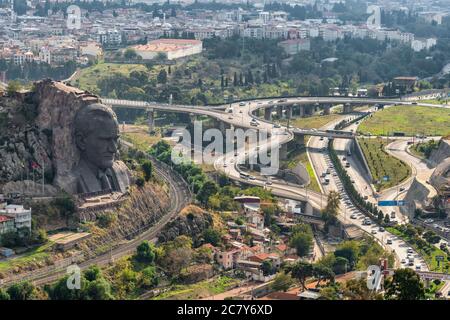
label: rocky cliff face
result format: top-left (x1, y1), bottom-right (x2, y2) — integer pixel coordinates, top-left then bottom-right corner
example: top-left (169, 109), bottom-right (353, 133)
top-left (70, 182), bottom-right (171, 256)
top-left (158, 205), bottom-right (213, 243)
top-left (429, 139), bottom-right (450, 167)
top-left (0, 80), bottom-right (102, 195)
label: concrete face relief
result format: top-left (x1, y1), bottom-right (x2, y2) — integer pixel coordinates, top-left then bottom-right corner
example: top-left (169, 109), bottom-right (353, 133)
top-left (71, 103), bottom-right (130, 194)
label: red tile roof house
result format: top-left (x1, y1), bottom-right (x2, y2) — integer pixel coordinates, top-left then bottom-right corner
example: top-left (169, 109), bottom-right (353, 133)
top-left (248, 252), bottom-right (282, 269)
top-left (271, 243), bottom-right (296, 257)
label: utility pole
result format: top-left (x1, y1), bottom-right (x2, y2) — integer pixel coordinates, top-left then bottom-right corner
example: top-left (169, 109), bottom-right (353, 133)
top-left (42, 160), bottom-right (45, 195)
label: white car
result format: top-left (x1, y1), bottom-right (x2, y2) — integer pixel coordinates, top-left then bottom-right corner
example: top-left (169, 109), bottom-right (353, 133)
top-left (350, 214), bottom-right (357, 219)
top-left (415, 264), bottom-right (421, 271)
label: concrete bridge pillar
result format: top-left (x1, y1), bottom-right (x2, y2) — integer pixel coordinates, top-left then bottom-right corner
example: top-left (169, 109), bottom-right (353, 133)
top-left (323, 104), bottom-right (331, 115)
top-left (286, 105), bottom-right (293, 119)
top-left (219, 121), bottom-right (226, 135)
top-left (299, 105), bottom-right (305, 118)
top-left (147, 108), bottom-right (155, 134)
top-left (276, 105), bottom-right (283, 118)
top-left (314, 103), bottom-right (320, 113)
top-left (294, 134), bottom-right (305, 145)
top-left (343, 103), bottom-right (353, 114)
top-left (264, 107), bottom-right (273, 121)
top-left (280, 143), bottom-right (288, 160)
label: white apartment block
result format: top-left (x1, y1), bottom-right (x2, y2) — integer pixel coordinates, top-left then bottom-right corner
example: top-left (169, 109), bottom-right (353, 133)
top-left (0, 204), bottom-right (32, 231)
top-left (411, 38), bottom-right (437, 52)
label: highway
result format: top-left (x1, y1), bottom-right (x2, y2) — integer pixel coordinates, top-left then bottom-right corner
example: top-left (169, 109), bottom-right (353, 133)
top-left (205, 99), bottom-right (428, 270)
top-left (2, 94), bottom-right (442, 287)
top-left (306, 115), bottom-right (428, 271)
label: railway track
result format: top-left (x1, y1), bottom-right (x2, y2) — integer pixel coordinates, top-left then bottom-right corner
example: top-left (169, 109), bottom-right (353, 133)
top-left (0, 157), bottom-right (191, 288)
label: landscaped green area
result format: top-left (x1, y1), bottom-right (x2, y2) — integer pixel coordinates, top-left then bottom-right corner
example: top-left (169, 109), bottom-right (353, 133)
top-left (410, 139), bottom-right (439, 159)
top-left (152, 276), bottom-right (239, 300)
top-left (358, 105), bottom-right (450, 136)
top-left (289, 114), bottom-right (341, 130)
top-left (0, 242), bottom-right (53, 274)
top-left (283, 145), bottom-right (320, 193)
top-left (280, 113), bottom-right (343, 193)
top-left (386, 226), bottom-right (449, 274)
top-left (358, 138), bottom-right (411, 191)
top-left (417, 99), bottom-right (448, 105)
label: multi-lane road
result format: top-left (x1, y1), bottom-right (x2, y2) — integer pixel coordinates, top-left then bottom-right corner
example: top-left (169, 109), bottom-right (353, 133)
top-left (208, 99), bottom-right (429, 271)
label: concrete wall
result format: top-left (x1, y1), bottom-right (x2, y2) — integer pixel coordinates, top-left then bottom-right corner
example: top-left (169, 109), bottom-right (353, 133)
top-left (351, 139), bottom-right (373, 182)
top-left (400, 178), bottom-right (431, 218)
top-left (429, 139), bottom-right (450, 167)
top-left (275, 162), bottom-right (309, 186)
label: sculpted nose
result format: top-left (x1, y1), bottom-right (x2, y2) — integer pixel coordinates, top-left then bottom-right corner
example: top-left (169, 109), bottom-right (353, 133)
top-left (108, 140), bottom-right (118, 152)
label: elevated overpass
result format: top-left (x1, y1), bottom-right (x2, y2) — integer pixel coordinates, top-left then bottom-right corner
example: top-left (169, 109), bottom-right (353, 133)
top-left (102, 97), bottom-right (358, 139)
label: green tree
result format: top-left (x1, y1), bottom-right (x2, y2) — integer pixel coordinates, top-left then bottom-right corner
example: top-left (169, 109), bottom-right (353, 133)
top-left (343, 278), bottom-right (380, 300)
top-left (321, 191), bottom-right (340, 228)
top-left (124, 48), bottom-right (138, 60)
top-left (289, 232), bottom-right (313, 257)
top-left (157, 69), bottom-right (168, 84)
top-left (287, 261), bottom-right (313, 290)
top-left (141, 160), bottom-right (153, 181)
top-left (7, 281), bottom-right (35, 300)
top-left (7, 80), bottom-right (22, 95)
top-left (271, 272), bottom-right (294, 292)
top-left (384, 268), bottom-right (425, 300)
top-left (202, 228), bottom-right (221, 246)
top-left (0, 288), bottom-right (10, 300)
top-left (261, 260), bottom-right (274, 276)
top-left (135, 241), bottom-right (156, 264)
top-left (84, 265), bottom-right (102, 282)
top-left (141, 266), bottom-right (158, 288)
top-left (197, 180), bottom-right (219, 205)
top-left (313, 264), bottom-right (335, 287)
top-left (334, 241), bottom-right (360, 269)
top-left (85, 278), bottom-right (114, 300)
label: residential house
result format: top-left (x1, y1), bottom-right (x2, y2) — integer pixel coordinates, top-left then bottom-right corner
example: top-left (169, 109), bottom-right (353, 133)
top-left (0, 215), bottom-right (15, 235)
top-left (0, 204), bottom-right (32, 231)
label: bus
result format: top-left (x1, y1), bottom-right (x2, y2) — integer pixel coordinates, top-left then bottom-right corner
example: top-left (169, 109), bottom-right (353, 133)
top-left (240, 172), bottom-right (250, 179)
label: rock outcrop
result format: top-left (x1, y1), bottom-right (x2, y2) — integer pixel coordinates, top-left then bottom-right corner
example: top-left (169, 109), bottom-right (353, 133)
top-left (429, 139), bottom-right (450, 167)
top-left (77, 183), bottom-right (171, 254)
top-left (0, 80), bottom-right (108, 195)
top-left (158, 205), bottom-right (213, 243)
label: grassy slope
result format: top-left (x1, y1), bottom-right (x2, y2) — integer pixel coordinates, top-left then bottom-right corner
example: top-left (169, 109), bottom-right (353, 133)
top-left (281, 114), bottom-right (342, 193)
top-left (72, 63), bottom-right (149, 94)
top-left (358, 138), bottom-right (411, 191)
top-left (73, 56), bottom-right (297, 105)
top-left (151, 276), bottom-right (239, 300)
top-left (0, 242), bottom-right (53, 274)
top-left (358, 105), bottom-right (450, 136)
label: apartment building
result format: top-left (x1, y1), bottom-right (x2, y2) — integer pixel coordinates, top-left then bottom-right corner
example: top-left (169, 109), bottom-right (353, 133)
top-left (0, 204), bottom-right (32, 231)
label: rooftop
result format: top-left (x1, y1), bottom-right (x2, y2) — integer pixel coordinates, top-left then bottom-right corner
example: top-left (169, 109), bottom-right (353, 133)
top-left (0, 215), bottom-right (14, 223)
top-left (133, 38), bottom-right (202, 52)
